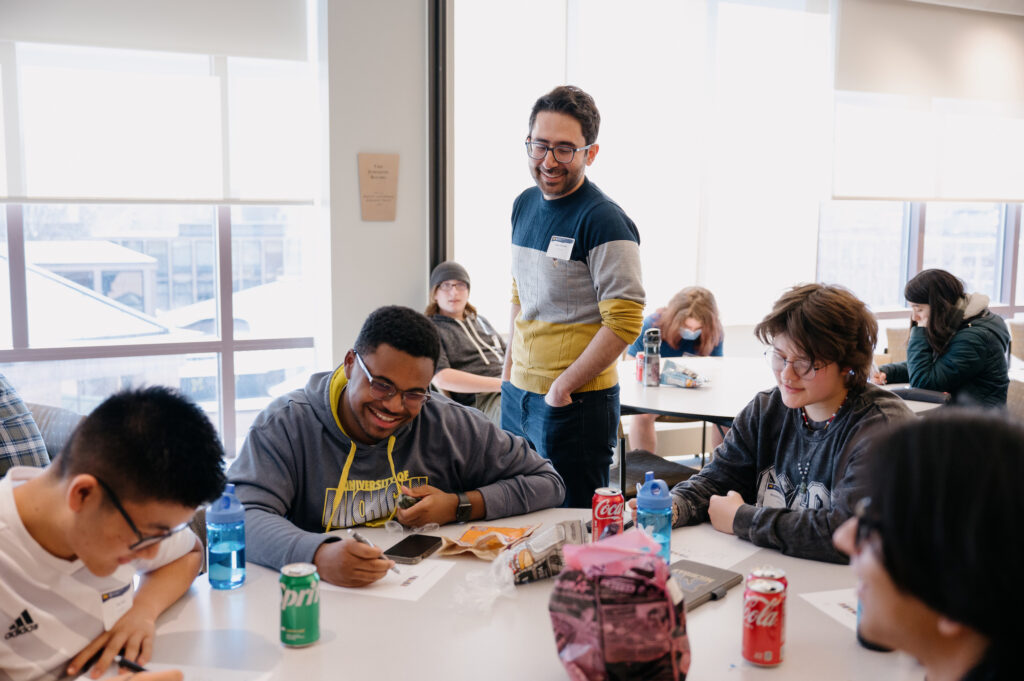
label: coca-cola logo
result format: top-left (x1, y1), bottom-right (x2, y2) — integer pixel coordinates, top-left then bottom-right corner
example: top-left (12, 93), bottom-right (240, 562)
top-left (594, 501), bottom-right (623, 520)
top-left (743, 595), bottom-right (782, 628)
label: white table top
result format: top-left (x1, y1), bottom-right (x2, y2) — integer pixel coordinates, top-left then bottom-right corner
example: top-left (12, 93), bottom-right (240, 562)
top-left (149, 509), bottom-right (923, 680)
top-left (617, 356), bottom-right (940, 423)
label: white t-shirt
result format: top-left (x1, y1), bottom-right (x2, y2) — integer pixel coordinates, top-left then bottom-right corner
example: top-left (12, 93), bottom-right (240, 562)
top-left (0, 467), bottom-right (198, 681)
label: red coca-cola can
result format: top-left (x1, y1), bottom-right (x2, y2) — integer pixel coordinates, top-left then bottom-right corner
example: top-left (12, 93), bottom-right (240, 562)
top-left (747, 565), bottom-right (788, 589)
top-left (591, 487), bottom-right (624, 542)
top-left (635, 352), bottom-right (645, 382)
top-left (742, 578), bottom-right (786, 666)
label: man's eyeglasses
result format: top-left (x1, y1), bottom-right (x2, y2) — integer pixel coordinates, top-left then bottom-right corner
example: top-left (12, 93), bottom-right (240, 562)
top-left (93, 477), bottom-right (190, 551)
top-left (853, 497), bottom-right (881, 549)
top-left (765, 349), bottom-right (829, 379)
top-left (354, 352), bottom-right (432, 407)
top-left (438, 281), bottom-right (468, 292)
top-left (525, 141), bottom-right (594, 164)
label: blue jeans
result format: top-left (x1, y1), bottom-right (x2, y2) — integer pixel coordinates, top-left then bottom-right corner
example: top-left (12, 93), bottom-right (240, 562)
top-left (501, 382), bottom-right (620, 508)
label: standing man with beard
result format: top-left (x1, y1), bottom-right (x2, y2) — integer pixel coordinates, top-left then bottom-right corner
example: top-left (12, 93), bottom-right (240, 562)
top-left (501, 85), bottom-right (645, 508)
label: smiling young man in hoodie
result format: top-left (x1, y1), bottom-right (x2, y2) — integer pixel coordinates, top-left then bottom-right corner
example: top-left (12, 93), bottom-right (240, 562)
top-left (228, 305), bottom-right (565, 587)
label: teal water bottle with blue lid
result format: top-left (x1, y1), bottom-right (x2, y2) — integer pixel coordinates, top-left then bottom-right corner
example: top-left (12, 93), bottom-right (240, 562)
top-left (636, 471), bottom-right (672, 563)
top-left (207, 483), bottom-right (246, 589)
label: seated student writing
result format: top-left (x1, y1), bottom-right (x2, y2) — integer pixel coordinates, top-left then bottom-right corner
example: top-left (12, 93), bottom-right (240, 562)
top-left (229, 305), bottom-right (565, 588)
top-left (625, 286), bottom-right (725, 454)
top-left (833, 410), bottom-right (1022, 680)
top-left (654, 283), bottom-right (914, 563)
top-left (0, 387), bottom-right (226, 681)
top-left (872, 268), bottom-right (1010, 407)
top-left (425, 261), bottom-right (507, 424)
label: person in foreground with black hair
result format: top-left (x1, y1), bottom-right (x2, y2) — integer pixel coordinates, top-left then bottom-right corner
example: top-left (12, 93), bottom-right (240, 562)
top-left (0, 386), bottom-right (226, 681)
top-left (229, 305), bottom-right (564, 588)
top-left (834, 410), bottom-right (1023, 681)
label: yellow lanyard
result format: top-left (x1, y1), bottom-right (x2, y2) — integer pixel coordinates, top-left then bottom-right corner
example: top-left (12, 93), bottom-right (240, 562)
top-left (324, 436), bottom-right (399, 532)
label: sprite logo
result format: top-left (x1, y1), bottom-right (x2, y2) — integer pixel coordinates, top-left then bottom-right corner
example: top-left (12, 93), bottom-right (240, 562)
top-left (280, 584), bottom-right (320, 610)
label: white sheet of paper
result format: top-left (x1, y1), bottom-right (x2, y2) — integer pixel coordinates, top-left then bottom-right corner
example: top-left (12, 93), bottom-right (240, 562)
top-left (319, 558), bottom-right (454, 601)
top-left (78, 661), bottom-right (271, 681)
top-left (800, 587), bottom-right (859, 632)
top-left (668, 528), bottom-right (761, 568)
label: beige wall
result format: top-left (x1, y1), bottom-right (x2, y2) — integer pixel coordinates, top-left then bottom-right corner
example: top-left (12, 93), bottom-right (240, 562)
top-left (326, 0), bottom-right (430, 365)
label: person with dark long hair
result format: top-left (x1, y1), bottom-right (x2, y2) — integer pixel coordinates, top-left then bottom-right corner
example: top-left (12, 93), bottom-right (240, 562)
top-left (833, 410), bottom-right (1023, 680)
top-left (873, 269), bottom-right (1009, 407)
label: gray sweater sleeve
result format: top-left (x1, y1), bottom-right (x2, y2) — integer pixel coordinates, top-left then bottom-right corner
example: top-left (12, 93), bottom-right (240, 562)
top-left (228, 426), bottom-right (332, 570)
top-left (670, 396), bottom-right (762, 526)
top-left (452, 406), bottom-right (565, 517)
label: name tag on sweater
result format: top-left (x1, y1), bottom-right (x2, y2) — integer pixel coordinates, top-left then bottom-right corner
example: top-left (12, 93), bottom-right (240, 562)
top-left (545, 236), bottom-right (574, 260)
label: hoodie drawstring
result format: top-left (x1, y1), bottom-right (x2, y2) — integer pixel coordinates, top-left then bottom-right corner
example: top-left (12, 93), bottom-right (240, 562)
top-left (325, 435), bottom-right (399, 531)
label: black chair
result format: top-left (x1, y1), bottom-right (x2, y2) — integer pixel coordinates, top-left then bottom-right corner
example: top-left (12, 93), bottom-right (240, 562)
top-left (888, 387), bottom-right (950, 404)
top-left (610, 448), bottom-right (699, 500)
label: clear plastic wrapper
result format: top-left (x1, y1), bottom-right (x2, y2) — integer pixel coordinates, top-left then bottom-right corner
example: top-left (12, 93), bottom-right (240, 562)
top-left (660, 360), bottom-right (709, 389)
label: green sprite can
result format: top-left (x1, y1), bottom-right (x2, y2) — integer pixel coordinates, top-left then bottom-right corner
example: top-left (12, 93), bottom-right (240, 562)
top-left (279, 562), bottom-right (320, 647)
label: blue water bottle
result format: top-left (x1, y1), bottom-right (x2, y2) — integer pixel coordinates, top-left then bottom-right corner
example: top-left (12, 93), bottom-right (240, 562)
top-left (636, 471), bottom-right (672, 563)
top-left (207, 483), bottom-right (246, 590)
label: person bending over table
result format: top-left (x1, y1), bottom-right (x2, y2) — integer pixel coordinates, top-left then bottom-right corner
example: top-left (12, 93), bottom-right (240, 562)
top-left (425, 260), bottom-right (506, 424)
top-left (872, 268), bottom-right (1009, 408)
top-left (833, 410), bottom-right (1023, 680)
top-left (624, 286), bottom-right (725, 454)
top-left (0, 387), bottom-right (226, 681)
top-left (641, 284), bottom-right (914, 563)
top-left (229, 306), bottom-right (565, 588)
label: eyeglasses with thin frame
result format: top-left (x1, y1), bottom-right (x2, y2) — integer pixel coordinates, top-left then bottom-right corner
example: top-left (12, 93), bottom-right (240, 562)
top-left (765, 349), bottom-right (829, 379)
top-left (524, 140), bottom-right (595, 164)
top-left (93, 476), bottom-right (190, 551)
top-left (853, 496), bottom-right (880, 550)
top-left (354, 351), bottom-right (432, 407)
top-left (438, 281), bottom-right (468, 292)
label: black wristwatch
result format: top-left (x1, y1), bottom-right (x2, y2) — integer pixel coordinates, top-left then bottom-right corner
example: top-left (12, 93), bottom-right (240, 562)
top-left (455, 491), bottom-right (472, 524)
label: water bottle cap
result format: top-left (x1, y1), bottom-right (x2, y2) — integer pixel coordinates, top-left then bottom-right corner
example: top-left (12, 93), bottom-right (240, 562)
top-left (637, 472), bottom-right (671, 510)
top-left (206, 483), bottom-right (245, 523)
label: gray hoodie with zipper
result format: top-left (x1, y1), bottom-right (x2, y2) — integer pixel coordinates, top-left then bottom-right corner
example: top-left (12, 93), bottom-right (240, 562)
top-left (227, 366), bottom-right (565, 570)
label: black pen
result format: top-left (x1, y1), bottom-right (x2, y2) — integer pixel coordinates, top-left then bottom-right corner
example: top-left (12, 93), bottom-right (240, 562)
top-left (114, 655), bottom-right (148, 673)
top-left (347, 529), bottom-right (401, 575)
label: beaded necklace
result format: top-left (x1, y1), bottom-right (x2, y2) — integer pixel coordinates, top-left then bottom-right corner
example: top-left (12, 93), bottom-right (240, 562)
top-left (799, 392), bottom-right (849, 432)
top-left (797, 392), bottom-right (850, 505)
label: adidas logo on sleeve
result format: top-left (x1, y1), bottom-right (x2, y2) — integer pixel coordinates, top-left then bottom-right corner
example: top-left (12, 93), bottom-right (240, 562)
top-left (4, 609), bottom-right (39, 640)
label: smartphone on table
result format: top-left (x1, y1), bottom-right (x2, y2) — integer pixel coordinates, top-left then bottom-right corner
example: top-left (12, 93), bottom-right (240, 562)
top-left (383, 534), bottom-right (443, 564)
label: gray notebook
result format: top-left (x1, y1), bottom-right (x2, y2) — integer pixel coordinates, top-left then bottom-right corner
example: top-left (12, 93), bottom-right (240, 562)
top-left (669, 559), bottom-right (744, 611)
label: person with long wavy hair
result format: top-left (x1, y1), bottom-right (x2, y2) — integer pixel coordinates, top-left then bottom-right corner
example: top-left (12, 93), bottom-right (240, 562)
top-left (873, 269), bottom-right (1009, 407)
top-left (625, 286), bottom-right (724, 453)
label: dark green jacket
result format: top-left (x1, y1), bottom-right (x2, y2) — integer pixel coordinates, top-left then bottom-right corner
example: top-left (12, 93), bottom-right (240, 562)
top-left (879, 294), bottom-right (1009, 407)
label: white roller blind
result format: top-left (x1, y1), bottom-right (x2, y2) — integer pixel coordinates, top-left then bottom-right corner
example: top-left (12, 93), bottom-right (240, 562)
top-left (0, 0), bottom-right (307, 60)
top-left (834, 0), bottom-right (1024, 200)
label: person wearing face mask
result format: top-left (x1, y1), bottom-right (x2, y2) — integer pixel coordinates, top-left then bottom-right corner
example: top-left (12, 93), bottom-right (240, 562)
top-left (872, 269), bottom-right (1009, 407)
top-left (425, 261), bottom-right (507, 424)
top-left (625, 286), bottom-right (725, 453)
top-left (833, 411), bottom-right (1022, 680)
top-left (644, 284), bottom-right (914, 563)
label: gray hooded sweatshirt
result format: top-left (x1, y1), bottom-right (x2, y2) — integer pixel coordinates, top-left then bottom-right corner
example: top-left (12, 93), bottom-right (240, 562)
top-left (228, 367), bottom-right (565, 570)
top-left (671, 383), bottom-right (913, 564)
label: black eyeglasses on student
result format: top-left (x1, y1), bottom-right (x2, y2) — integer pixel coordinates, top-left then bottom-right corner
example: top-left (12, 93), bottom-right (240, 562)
top-left (93, 476), bottom-right (189, 551)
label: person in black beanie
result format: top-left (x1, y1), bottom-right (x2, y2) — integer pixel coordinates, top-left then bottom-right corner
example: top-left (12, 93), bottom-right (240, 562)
top-left (425, 261), bottom-right (506, 423)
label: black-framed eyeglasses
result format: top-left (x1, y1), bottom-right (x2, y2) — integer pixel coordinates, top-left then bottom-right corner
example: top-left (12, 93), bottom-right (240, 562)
top-left (765, 349), bottom-right (829, 379)
top-left (93, 477), bottom-right (190, 551)
top-left (853, 496), bottom-right (881, 549)
top-left (438, 281), bottom-right (468, 292)
top-left (354, 352), bottom-right (432, 407)
top-left (524, 140), bottom-right (594, 164)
